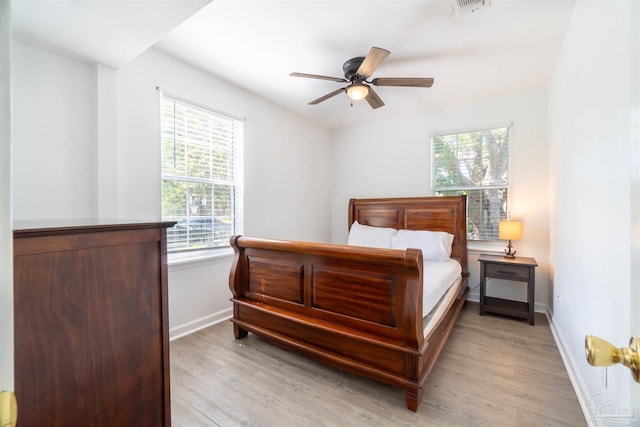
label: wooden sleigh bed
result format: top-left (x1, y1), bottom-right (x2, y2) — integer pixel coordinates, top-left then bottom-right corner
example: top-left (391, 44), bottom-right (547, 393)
top-left (228, 196), bottom-right (469, 411)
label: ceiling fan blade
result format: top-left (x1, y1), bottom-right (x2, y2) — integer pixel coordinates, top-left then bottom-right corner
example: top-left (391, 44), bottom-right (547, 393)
top-left (356, 47), bottom-right (390, 78)
top-left (290, 72), bottom-right (347, 83)
top-left (371, 77), bottom-right (434, 87)
top-left (364, 87), bottom-right (385, 109)
top-left (308, 88), bottom-right (346, 105)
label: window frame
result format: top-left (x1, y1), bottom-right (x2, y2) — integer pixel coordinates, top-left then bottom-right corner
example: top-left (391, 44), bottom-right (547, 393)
top-left (159, 92), bottom-right (243, 257)
top-left (430, 123), bottom-right (513, 243)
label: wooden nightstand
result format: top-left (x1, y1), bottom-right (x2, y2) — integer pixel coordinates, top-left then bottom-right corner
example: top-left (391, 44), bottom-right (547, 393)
top-left (478, 254), bottom-right (538, 325)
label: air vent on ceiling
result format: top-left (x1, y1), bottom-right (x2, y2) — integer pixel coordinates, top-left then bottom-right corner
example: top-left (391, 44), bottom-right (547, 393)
top-left (454, 0), bottom-right (490, 15)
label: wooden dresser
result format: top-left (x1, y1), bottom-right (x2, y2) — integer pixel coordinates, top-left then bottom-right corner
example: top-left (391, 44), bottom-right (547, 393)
top-left (13, 220), bottom-right (175, 427)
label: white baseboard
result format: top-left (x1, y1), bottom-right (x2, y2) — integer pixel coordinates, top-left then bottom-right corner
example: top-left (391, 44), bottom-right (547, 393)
top-left (546, 309), bottom-right (601, 427)
top-left (169, 307), bottom-right (232, 341)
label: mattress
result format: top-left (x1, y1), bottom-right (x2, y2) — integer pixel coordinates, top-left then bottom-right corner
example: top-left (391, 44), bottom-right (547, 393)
top-left (422, 259), bottom-right (463, 338)
top-left (422, 259), bottom-right (462, 317)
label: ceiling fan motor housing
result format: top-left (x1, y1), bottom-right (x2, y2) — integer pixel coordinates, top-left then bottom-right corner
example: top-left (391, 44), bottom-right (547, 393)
top-left (343, 57), bottom-right (365, 81)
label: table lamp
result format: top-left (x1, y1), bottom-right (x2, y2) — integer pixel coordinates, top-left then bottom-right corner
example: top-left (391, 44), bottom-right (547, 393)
top-left (499, 220), bottom-right (521, 259)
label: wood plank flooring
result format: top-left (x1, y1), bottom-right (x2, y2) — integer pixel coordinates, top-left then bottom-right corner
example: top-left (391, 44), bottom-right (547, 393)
top-left (170, 302), bottom-right (586, 426)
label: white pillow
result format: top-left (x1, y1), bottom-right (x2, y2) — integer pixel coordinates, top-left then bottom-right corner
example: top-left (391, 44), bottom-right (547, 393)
top-left (391, 229), bottom-right (454, 261)
top-left (347, 221), bottom-right (397, 248)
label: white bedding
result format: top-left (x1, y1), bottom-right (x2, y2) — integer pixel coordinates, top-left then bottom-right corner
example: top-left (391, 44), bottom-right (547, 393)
top-left (422, 259), bottom-right (462, 318)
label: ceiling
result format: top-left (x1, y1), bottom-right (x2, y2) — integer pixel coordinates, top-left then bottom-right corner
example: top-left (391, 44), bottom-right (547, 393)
top-left (11, 0), bottom-right (576, 130)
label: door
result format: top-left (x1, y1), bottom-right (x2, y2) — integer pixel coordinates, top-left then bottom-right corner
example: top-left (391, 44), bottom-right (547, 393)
top-left (586, 3), bottom-right (640, 423)
top-left (630, 2), bottom-right (640, 422)
top-left (589, 2), bottom-right (640, 420)
top-left (633, 1), bottom-right (640, 422)
top-left (0, 0), bottom-right (15, 425)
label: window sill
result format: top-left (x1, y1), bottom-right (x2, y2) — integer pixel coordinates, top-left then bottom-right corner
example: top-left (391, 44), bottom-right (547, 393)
top-left (467, 240), bottom-right (508, 255)
top-left (168, 247), bottom-right (234, 272)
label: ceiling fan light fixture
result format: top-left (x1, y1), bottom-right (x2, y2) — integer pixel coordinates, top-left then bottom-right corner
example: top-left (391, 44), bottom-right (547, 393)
top-left (346, 83), bottom-right (370, 101)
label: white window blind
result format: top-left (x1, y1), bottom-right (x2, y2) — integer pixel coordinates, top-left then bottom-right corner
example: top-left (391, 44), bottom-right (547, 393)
top-left (161, 96), bottom-right (243, 252)
top-left (432, 125), bottom-right (510, 240)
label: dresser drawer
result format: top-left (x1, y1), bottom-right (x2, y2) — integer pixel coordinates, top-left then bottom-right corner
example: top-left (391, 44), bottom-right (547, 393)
top-left (484, 262), bottom-right (531, 280)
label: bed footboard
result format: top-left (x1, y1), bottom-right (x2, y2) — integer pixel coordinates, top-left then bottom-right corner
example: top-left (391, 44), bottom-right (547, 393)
top-left (229, 235), bottom-right (448, 410)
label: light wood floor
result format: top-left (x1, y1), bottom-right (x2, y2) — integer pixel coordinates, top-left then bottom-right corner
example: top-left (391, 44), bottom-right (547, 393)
top-left (170, 302), bottom-right (586, 426)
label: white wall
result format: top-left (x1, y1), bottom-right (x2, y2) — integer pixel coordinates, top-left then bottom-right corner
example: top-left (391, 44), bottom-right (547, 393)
top-left (12, 41), bottom-right (97, 220)
top-left (548, 0), bottom-right (636, 421)
top-left (96, 63), bottom-right (119, 218)
top-left (11, 43), bottom-right (333, 338)
top-left (331, 87), bottom-right (551, 311)
top-left (167, 257), bottom-right (236, 339)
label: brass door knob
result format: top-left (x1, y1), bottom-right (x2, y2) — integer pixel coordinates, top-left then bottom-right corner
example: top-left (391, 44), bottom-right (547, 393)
top-left (585, 335), bottom-right (640, 383)
top-left (0, 391), bottom-right (17, 427)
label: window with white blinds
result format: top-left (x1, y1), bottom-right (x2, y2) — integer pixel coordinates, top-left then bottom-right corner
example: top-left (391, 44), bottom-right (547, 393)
top-left (432, 125), bottom-right (510, 241)
top-left (161, 96), bottom-right (243, 252)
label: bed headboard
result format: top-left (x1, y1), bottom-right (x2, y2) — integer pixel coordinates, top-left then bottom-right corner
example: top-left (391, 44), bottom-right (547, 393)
top-left (348, 195), bottom-right (468, 277)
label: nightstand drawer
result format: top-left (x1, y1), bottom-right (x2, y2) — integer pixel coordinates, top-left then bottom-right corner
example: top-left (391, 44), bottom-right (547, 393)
top-left (484, 262), bottom-right (530, 280)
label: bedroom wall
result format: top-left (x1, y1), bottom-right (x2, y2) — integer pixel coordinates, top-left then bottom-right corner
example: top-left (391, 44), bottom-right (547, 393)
top-left (548, 0), bottom-right (637, 421)
top-left (331, 87), bottom-right (551, 312)
top-left (11, 42), bottom-right (332, 339)
top-left (12, 41), bottom-right (98, 220)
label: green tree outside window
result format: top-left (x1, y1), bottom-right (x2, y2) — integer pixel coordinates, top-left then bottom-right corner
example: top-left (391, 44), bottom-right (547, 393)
top-left (432, 126), bottom-right (510, 240)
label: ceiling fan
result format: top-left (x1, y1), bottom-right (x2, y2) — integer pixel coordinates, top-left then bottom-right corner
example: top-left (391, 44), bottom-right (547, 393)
top-left (290, 47), bottom-right (434, 109)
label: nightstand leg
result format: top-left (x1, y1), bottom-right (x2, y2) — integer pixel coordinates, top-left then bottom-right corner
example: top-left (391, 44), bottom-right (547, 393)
top-left (528, 266), bottom-right (535, 325)
top-left (479, 261), bottom-right (486, 316)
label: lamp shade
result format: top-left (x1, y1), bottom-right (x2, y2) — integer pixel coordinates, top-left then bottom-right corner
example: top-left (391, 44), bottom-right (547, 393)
top-left (499, 220), bottom-right (521, 241)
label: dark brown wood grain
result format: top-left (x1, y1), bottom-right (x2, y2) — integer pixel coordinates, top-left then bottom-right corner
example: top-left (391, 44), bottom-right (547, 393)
top-left (247, 256), bottom-right (304, 303)
top-left (229, 196), bottom-right (468, 411)
top-left (14, 221), bottom-right (174, 427)
top-left (312, 268), bottom-right (397, 325)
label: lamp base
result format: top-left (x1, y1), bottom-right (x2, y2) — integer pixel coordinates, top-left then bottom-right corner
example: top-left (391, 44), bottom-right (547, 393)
top-left (504, 240), bottom-right (517, 259)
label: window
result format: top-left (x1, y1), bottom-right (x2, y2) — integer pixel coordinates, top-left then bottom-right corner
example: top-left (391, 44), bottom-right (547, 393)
top-left (432, 125), bottom-right (511, 241)
top-left (161, 95), bottom-right (243, 252)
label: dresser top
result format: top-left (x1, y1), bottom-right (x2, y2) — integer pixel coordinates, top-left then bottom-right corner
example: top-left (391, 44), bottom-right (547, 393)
top-left (14, 218), bottom-right (176, 237)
